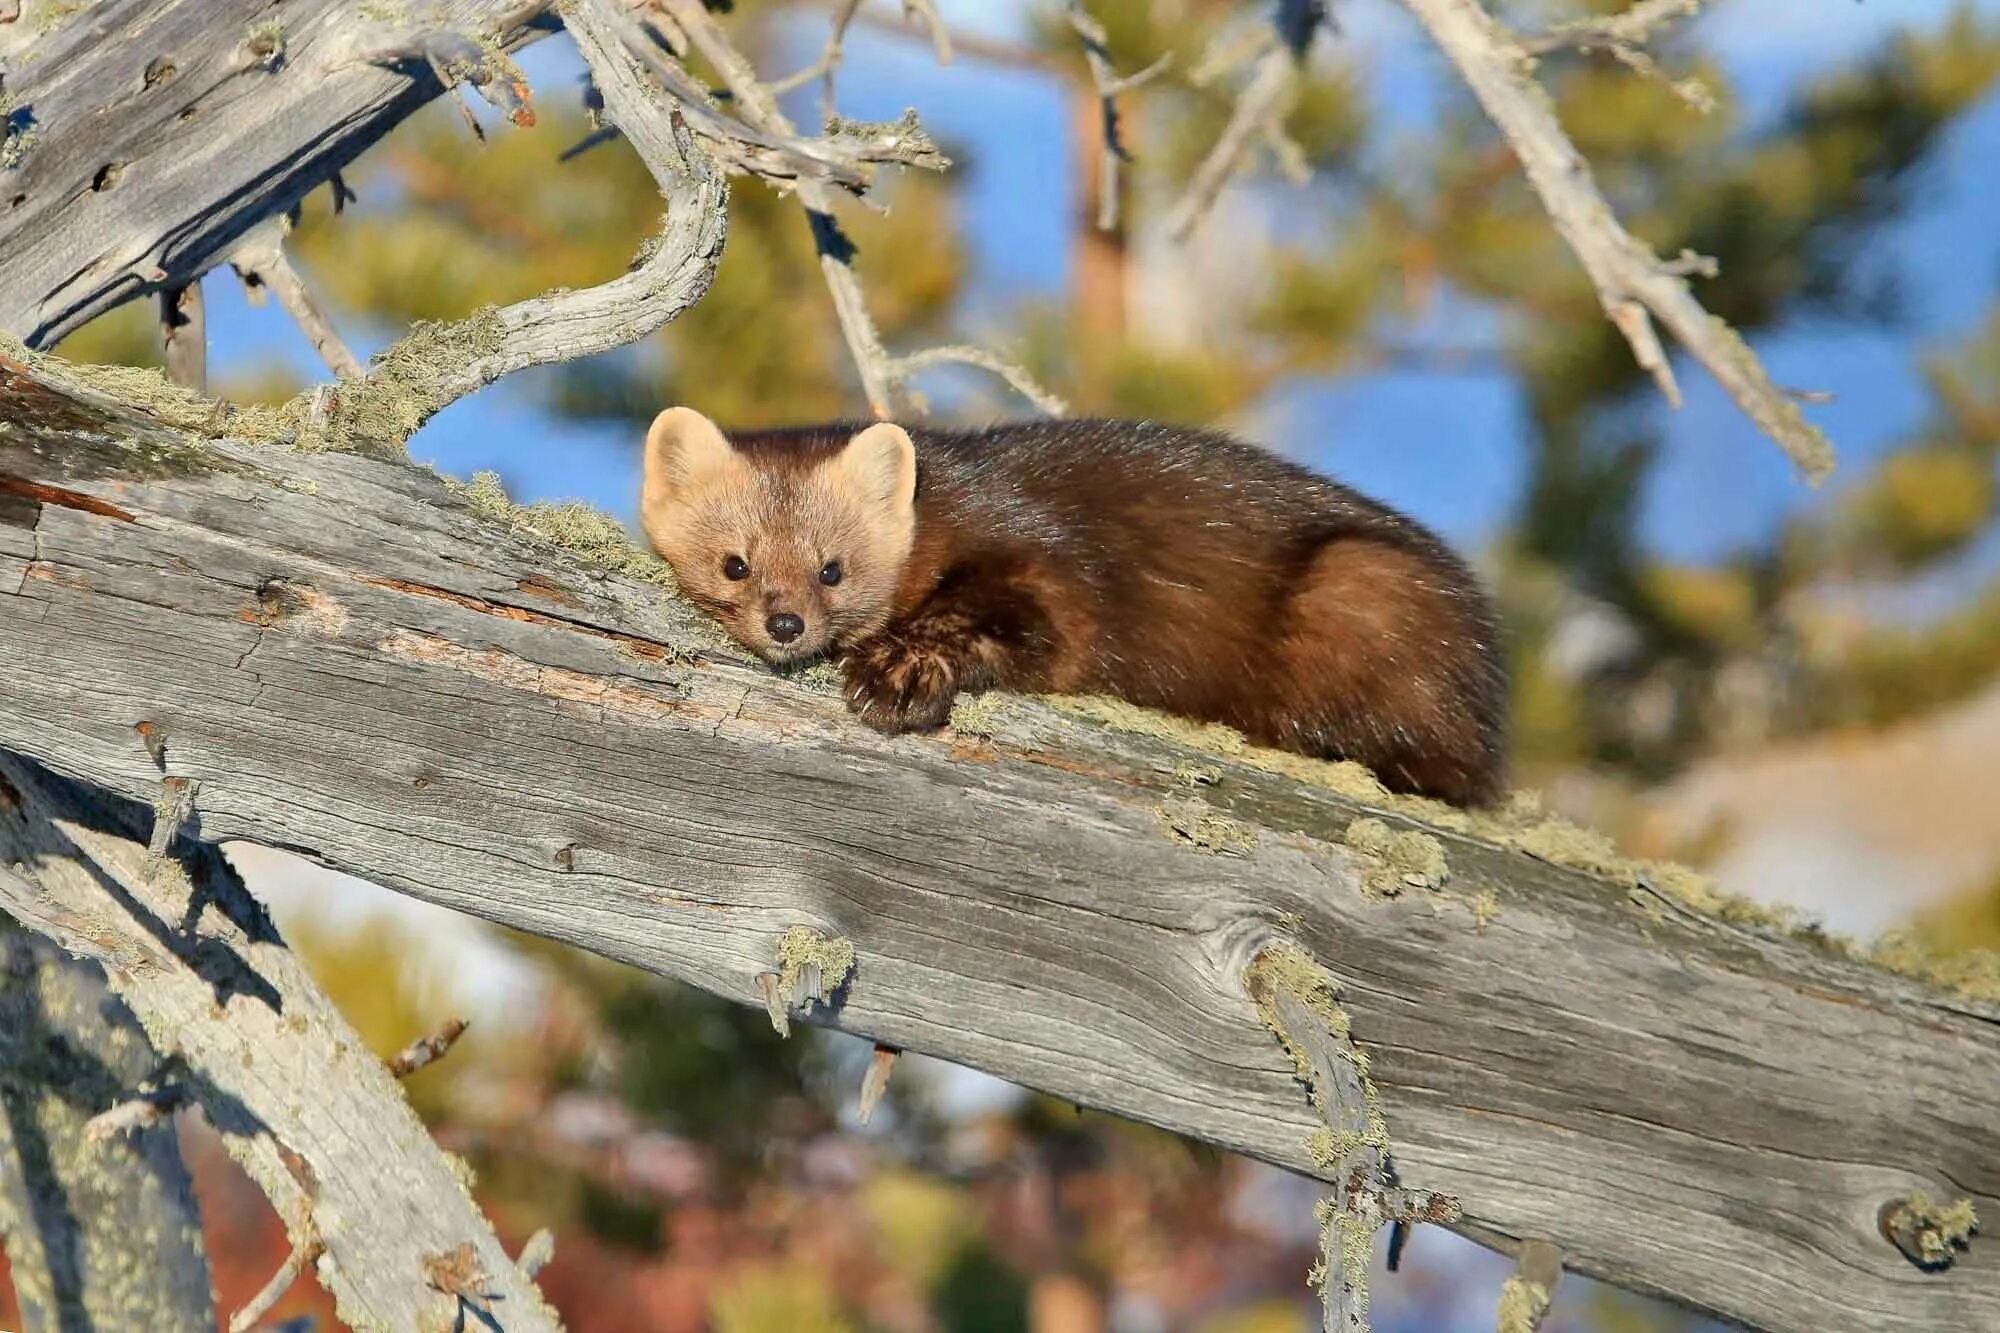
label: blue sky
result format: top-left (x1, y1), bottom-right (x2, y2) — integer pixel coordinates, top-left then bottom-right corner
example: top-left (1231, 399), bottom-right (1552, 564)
top-left (193, 0), bottom-right (2000, 571)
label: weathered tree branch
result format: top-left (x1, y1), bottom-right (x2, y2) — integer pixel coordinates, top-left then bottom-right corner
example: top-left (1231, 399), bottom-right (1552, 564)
top-left (0, 0), bottom-right (564, 348)
top-left (0, 925), bottom-right (215, 1333)
top-left (228, 218), bottom-right (365, 381)
top-left (0, 359), bottom-right (1992, 1332)
top-left (158, 285), bottom-right (206, 391)
top-left (0, 751), bottom-right (559, 1332)
top-left (1398, 0), bottom-right (1830, 478)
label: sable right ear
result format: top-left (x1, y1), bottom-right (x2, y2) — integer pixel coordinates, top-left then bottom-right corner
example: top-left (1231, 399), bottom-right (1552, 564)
top-left (641, 407), bottom-right (734, 544)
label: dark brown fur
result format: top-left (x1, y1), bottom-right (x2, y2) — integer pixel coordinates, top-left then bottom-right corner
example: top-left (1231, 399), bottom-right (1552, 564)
top-left (647, 415), bottom-right (1507, 806)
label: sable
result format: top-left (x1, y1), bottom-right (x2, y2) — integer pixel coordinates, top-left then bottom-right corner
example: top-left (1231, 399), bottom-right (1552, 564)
top-left (642, 411), bottom-right (1506, 805)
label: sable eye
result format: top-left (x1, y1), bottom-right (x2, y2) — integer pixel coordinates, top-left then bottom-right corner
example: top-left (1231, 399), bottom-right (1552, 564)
top-left (819, 560), bottom-right (843, 587)
top-left (723, 555), bottom-right (749, 581)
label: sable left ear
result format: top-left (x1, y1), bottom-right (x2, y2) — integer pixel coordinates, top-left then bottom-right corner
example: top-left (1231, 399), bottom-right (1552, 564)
top-left (831, 422), bottom-right (917, 514)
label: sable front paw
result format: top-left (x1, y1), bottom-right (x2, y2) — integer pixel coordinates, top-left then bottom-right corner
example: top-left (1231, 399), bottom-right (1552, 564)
top-left (842, 640), bottom-right (959, 734)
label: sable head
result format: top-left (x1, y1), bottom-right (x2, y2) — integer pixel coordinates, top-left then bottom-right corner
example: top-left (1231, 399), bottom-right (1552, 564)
top-left (640, 407), bottom-right (918, 665)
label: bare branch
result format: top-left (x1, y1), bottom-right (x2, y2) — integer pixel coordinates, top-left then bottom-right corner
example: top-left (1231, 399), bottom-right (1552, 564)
top-left (1495, 1240), bottom-right (1563, 1333)
top-left (1068, 1), bottom-right (1174, 231)
top-left (1522, 0), bottom-right (1700, 56)
top-left (229, 218), bottom-right (365, 381)
top-left (900, 0), bottom-right (953, 67)
top-left (890, 344), bottom-right (1068, 416)
top-left (1168, 0), bottom-right (1328, 242)
top-left (516, 1228), bottom-right (557, 1280)
top-left (84, 1085), bottom-right (191, 1143)
top-left (2, 372), bottom-right (1996, 1333)
top-left (653, 0), bottom-right (1058, 418)
top-left (386, 1016), bottom-right (469, 1078)
top-left (159, 284), bottom-right (206, 391)
top-left (1523, 0), bottom-right (1712, 114)
top-left (1397, 0), bottom-right (1835, 479)
top-left (229, 1231), bottom-right (324, 1333)
top-left (768, 0), bottom-right (864, 120)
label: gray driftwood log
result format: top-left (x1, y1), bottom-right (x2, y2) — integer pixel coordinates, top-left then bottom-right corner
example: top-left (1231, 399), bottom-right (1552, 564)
top-left (0, 354), bottom-right (1993, 1333)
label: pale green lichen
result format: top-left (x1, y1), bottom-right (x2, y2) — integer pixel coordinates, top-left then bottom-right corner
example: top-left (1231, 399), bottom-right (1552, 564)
top-left (776, 926), bottom-right (855, 1008)
top-left (1495, 1274), bottom-right (1552, 1333)
top-left (1245, 943), bottom-right (1392, 1325)
top-left (1881, 1191), bottom-right (1979, 1270)
top-left (947, 691), bottom-right (1012, 738)
top-left (1470, 887), bottom-right (1502, 931)
top-left (449, 471), bottom-right (680, 591)
top-left (1154, 761), bottom-right (1254, 854)
top-left (1341, 816), bottom-right (1448, 897)
top-left (300, 311), bottom-right (507, 455)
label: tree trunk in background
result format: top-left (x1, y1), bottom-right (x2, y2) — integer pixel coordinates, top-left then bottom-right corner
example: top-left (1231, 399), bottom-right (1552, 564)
top-left (0, 928), bottom-right (215, 1333)
top-left (1071, 83), bottom-right (1129, 345)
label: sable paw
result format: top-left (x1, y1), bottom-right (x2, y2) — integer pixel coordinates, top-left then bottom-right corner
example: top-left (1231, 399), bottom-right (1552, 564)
top-left (842, 639), bottom-right (959, 734)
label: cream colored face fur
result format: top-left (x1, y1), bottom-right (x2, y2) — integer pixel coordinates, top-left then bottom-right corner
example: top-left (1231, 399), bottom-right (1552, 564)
top-left (640, 407), bottom-right (917, 664)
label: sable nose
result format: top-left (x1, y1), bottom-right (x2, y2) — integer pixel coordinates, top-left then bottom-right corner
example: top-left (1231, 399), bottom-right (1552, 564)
top-left (766, 612), bottom-right (805, 644)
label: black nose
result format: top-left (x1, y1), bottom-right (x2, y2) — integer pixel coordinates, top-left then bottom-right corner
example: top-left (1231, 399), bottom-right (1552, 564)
top-left (766, 612), bottom-right (805, 644)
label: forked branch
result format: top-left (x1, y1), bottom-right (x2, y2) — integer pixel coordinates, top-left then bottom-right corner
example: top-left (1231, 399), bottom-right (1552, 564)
top-left (1397, 0), bottom-right (1833, 478)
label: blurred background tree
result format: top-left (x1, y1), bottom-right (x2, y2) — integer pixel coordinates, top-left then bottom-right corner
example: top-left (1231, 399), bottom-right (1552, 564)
top-left (19, 2), bottom-right (2000, 1330)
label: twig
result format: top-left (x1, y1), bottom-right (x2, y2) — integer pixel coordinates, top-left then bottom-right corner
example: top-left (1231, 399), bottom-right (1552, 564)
top-left (229, 1229), bottom-right (324, 1333)
top-left (84, 1085), bottom-right (191, 1142)
top-left (653, 0), bottom-right (1061, 418)
top-left (1523, 0), bottom-right (1699, 56)
top-left (899, 0), bottom-right (952, 67)
top-left (1495, 1239), bottom-right (1563, 1333)
top-left (386, 1016), bottom-right (468, 1077)
top-left (159, 283), bottom-right (206, 390)
top-left (1167, 0), bottom-right (1327, 242)
top-left (1067, 1), bottom-right (1173, 231)
top-left (516, 1228), bottom-right (556, 1279)
top-left (228, 218), bottom-right (365, 380)
top-left (856, 1041), bottom-right (898, 1125)
top-left (768, 0), bottom-right (862, 122)
top-left (1522, 0), bottom-right (1711, 113)
top-left (1396, 0), bottom-right (1834, 479)
top-left (890, 344), bottom-right (1067, 416)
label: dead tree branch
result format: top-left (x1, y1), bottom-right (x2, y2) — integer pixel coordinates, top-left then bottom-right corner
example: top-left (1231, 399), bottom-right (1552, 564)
top-left (1397, 0), bottom-right (1832, 478)
top-left (0, 752), bottom-right (560, 1332)
top-left (387, 1017), bottom-right (470, 1078)
top-left (228, 218), bottom-right (365, 380)
top-left (0, 926), bottom-right (215, 1333)
top-left (1494, 1240), bottom-right (1563, 1333)
top-left (1068, 0), bottom-right (1174, 231)
top-left (159, 285), bottom-right (207, 391)
top-left (0, 0), bottom-right (566, 348)
top-left (1521, 0), bottom-right (1712, 113)
top-left (0, 360), bottom-right (1991, 1332)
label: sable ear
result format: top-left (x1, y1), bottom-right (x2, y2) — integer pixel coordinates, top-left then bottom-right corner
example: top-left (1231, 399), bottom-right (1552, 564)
top-left (829, 422), bottom-right (917, 516)
top-left (641, 407), bottom-right (734, 546)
